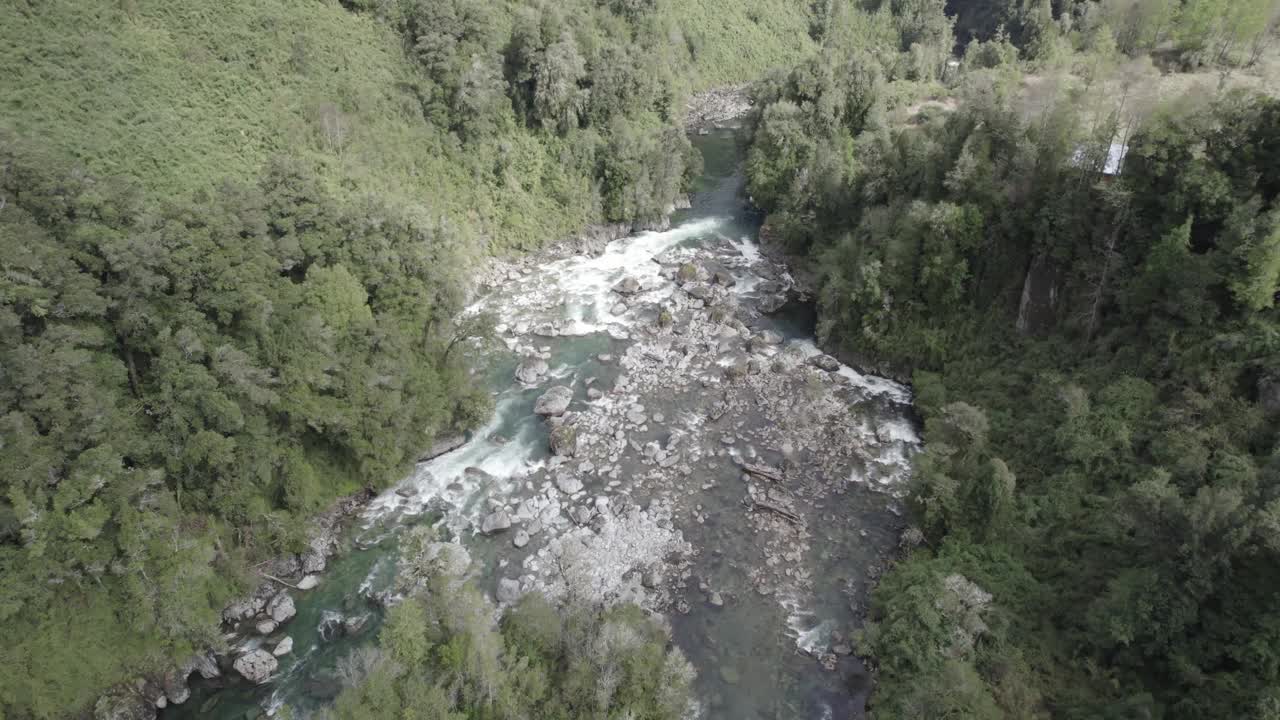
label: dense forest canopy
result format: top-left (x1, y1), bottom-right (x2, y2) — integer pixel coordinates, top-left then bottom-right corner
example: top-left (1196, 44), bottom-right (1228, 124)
top-left (744, 0), bottom-right (1280, 718)
top-left (2, 0), bottom-right (1279, 717)
top-left (0, 0), bottom-right (814, 716)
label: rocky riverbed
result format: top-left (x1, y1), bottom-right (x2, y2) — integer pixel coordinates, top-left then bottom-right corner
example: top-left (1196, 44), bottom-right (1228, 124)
top-left (155, 128), bottom-right (918, 720)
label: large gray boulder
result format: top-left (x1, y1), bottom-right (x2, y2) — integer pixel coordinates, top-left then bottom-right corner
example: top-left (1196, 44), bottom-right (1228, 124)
top-left (481, 511), bottom-right (512, 534)
top-left (809, 354), bottom-right (840, 372)
top-left (613, 276), bottom-right (642, 295)
top-left (273, 636), bottom-right (294, 657)
top-left (233, 649), bottom-right (278, 685)
top-left (497, 577), bottom-right (522, 604)
top-left (267, 592), bottom-right (296, 624)
top-left (534, 385), bottom-right (573, 416)
top-left (555, 473), bottom-right (584, 495)
top-left (515, 357), bottom-right (549, 384)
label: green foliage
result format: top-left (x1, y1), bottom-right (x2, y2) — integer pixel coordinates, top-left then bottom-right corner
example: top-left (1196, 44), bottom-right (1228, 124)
top-left (746, 11), bottom-right (1280, 717)
top-left (320, 585), bottom-right (693, 720)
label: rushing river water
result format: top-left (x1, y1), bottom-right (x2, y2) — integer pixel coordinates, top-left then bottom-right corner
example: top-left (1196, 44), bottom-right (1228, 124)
top-left (168, 128), bottom-right (918, 720)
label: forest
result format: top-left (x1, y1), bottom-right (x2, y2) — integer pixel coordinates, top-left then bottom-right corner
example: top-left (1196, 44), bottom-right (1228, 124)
top-left (743, 0), bottom-right (1280, 718)
top-left (2, 0), bottom-right (1279, 717)
top-left (0, 0), bottom-right (810, 716)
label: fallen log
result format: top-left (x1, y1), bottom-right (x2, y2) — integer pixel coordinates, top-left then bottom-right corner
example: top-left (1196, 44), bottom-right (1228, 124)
top-left (259, 573), bottom-right (302, 590)
top-left (752, 499), bottom-right (802, 525)
top-left (738, 461), bottom-right (784, 483)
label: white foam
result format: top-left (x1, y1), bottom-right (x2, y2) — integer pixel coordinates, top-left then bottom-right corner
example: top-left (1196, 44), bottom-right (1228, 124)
top-left (789, 339), bottom-right (913, 403)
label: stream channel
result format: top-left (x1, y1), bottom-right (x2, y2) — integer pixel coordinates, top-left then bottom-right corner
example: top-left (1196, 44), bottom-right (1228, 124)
top-left (168, 128), bottom-right (919, 720)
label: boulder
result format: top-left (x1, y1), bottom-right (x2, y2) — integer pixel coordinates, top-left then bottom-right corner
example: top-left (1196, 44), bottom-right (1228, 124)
top-left (754, 330), bottom-right (783, 347)
top-left (513, 530), bottom-right (530, 548)
top-left (481, 511), bottom-right (512, 535)
top-left (809, 354), bottom-right (840, 372)
top-left (296, 574), bottom-right (321, 590)
top-left (756, 294), bottom-right (787, 314)
top-left (160, 668), bottom-right (191, 706)
top-left (343, 614), bottom-right (370, 636)
top-left (549, 425), bottom-right (578, 457)
top-left (233, 649), bottom-right (278, 685)
top-left (586, 387), bottom-right (604, 401)
top-left (273, 636), bottom-right (295, 657)
top-left (222, 598), bottom-right (256, 624)
top-left (255, 618), bottom-right (278, 635)
top-left (267, 592), bottom-right (296, 624)
top-left (515, 357), bottom-right (549, 384)
top-left (555, 474), bottom-right (584, 495)
top-left (497, 578), bottom-right (522, 604)
top-left (534, 385), bottom-right (573, 416)
top-left (613, 276), bottom-right (642, 295)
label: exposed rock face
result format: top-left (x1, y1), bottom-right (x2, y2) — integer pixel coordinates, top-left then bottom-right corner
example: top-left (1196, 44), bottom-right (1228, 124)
top-left (233, 649), bottom-right (278, 685)
top-left (481, 510), bottom-right (512, 534)
top-left (1260, 374), bottom-right (1280, 416)
top-left (515, 356), bottom-right (549, 384)
top-left (534, 385), bottom-right (573, 416)
top-left (419, 433), bottom-right (466, 461)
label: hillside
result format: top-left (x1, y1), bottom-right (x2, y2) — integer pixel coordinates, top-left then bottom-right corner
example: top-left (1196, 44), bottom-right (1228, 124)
top-left (0, 1), bottom-right (815, 716)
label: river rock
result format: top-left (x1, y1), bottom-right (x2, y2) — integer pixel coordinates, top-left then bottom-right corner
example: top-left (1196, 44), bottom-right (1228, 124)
top-left (555, 473), bottom-right (584, 494)
top-left (233, 649), bottom-right (278, 685)
top-left (534, 385), bottom-right (573, 416)
top-left (273, 636), bottom-right (295, 657)
top-left (255, 618), bottom-right (277, 635)
top-left (343, 614), bottom-right (370, 636)
top-left (497, 577), bottom-right (523, 604)
top-left (709, 591), bottom-right (724, 607)
top-left (586, 387), bottom-right (603, 400)
top-left (613, 276), bottom-right (642, 295)
top-left (757, 294), bottom-right (787, 313)
top-left (296, 574), bottom-right (320, 590)
top-left (513, 529), bottom-right (530, 548)
top-left (267, 592), bottom-right (296, 623)
top-left (549, 425), bottom-right (578, 457)
top-left (515, 356), bottom-right (549, 384)
top-left (809, 354), bottom-right (840, 372)
top-left (481, 510), bottom-right (512, 534)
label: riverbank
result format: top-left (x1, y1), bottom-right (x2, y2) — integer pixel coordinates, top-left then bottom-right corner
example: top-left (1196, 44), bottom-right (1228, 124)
top-left (138, 127), bottom-right (919, 720)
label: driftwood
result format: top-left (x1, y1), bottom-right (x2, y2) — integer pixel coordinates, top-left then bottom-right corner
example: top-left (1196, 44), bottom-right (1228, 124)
top-left (738, 461), bottom-right (784, 483)
top-left (751, 499), bottom-right (802, 525)
top-left (259, 573), bottom-right (302, 590)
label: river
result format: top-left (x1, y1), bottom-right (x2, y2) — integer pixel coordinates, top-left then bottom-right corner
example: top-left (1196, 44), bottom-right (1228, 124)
top-left (167, 128), bottom-right (919, 720)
